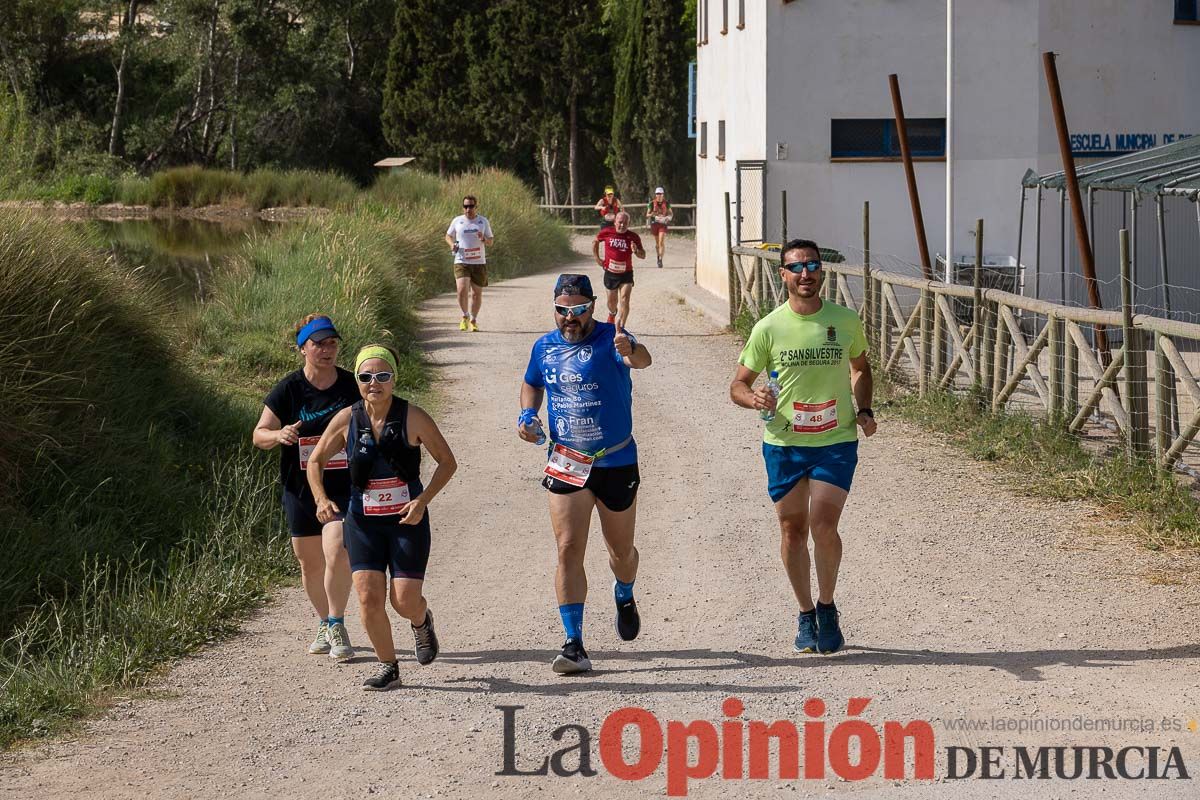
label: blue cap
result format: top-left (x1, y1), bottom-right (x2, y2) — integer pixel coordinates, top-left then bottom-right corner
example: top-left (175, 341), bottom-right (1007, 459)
top-left (296, 316), bottom-right (339, 347)
top-left (553, 273), bottom-right (595, 300)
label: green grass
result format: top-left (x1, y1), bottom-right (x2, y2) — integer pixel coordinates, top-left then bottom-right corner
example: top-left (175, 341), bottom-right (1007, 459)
top-left (0, 168), bottom-right (571, 748)
top-left (882, 382), bottom-right (1200, 552)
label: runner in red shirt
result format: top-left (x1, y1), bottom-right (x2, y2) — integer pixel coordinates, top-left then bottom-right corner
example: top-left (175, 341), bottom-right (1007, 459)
top-left (594, 185), bottom-right (622, 229)
top-left (592, 211), bottom-right (645, 328)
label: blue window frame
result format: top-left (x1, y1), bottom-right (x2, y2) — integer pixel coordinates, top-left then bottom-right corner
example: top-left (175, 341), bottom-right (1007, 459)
top-left (1177, 0), bottom-right (1198, 21)
top-left (830, 118), bottom-right (946, 159)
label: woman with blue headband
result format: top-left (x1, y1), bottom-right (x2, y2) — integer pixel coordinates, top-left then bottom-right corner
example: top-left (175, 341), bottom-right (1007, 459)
top-left (253, 314), bottom-right (359, 662)
top-left (307, 343), bottom-right (458, 691)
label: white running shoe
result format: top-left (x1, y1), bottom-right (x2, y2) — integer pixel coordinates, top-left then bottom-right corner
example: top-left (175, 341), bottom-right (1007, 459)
top-left (307, 620), bottom-right (331, 655)
top-left (328, 621), bottom-right (353, 662)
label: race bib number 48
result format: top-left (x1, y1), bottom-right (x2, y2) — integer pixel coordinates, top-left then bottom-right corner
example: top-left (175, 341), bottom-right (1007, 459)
top-left (791, 399), bottom-right (838, 434)
top-left (362, 477), bottom-right (411, 516)
top-left (299, 436), bottom-right (348, 470)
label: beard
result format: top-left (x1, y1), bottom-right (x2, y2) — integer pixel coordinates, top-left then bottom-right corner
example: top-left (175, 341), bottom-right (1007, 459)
top-left (558, 318), bottom-right (593, 342)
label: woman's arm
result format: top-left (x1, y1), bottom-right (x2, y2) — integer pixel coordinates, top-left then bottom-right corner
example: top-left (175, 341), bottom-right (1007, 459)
top-left (399, 404), bottom-right (458, 524)
top-left (308, 407), bottom-right (352, 522)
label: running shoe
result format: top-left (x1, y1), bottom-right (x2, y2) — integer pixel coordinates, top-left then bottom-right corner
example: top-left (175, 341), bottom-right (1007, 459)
top-left (328, 621), bottom-right (353, 662)
top-left (468, 319), bottom-right (479, 332)
top-left (412, 609), bottom-right (440, 665)
top-left (614, 583), bottom-right (641, 641)
top-left (815, 603), bottom-right (845, 654)
top-left (794, 611), bottom-right (818, 653)
top-left (657, 256), bottom-right (663, 269)
top-left (307, 620), bottom-right (331, 655)
top-left (552, 638), bottom-right (592, 675)
top-left (459, 317), bottom-right (469, 331)
top-left (362, 661), bottom-right (401, 691)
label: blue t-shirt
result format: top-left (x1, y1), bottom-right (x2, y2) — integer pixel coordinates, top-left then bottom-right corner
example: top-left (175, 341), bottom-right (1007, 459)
top-left (523, 322), bottom-right (638, 468)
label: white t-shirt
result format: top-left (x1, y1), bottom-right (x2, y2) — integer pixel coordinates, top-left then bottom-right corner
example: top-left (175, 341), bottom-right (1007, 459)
top-left (446, 214), bottom-right (494, 265)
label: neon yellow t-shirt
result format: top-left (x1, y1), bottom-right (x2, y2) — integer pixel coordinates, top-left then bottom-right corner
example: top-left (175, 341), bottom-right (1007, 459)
top-left (738, 300), bottom-right (868, 447)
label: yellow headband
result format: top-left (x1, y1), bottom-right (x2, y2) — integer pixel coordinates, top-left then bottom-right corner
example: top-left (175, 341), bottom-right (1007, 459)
top-left (355, 345), bottom-right (399, 376)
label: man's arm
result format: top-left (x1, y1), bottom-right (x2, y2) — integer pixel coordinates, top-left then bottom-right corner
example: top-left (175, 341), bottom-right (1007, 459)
top-left (730, 365), bottom-right (775, 412)
top-left (633, 234), bottom-right (646, 259)
top-left (849, 353), bottom-right (876, 437)
top-left (518, 382), bottom-right (546, 441)
top-left (615, 328), bottom-right (651, 369)
top-left (592, 237), bottom-right (604, 267)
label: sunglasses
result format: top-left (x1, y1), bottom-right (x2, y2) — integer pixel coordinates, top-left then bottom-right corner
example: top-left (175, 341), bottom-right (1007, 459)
top-left (783, 260), bottom-right (822, 274)
top-left (356, 371), bottom-right (394, 384)
top-left (554, 302), bottom-right (592, 318)
top-left (463, 203), bottom-right (475, 209)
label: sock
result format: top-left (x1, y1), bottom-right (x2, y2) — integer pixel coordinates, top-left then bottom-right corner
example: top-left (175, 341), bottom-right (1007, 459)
top-left (816, 600), bottom-right (837, 610)
top-left (799, 608), bottom-right (817, 619)
top-left (327, 616), bottom-right (343, 626)
top-left (470, 314), bottom-right (477, 322)
top-left (614, 579), bottom-right (635, 604)
top-left (559, 603), bottom-right (584, 642)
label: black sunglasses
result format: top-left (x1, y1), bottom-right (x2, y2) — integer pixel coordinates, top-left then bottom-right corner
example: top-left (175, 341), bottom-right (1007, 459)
top-left (463, 203), bottom-right (476, 209)
top-left (783, 260), bottom-right (822, 274)
top-left (356, 371), bottom-right (394, 384)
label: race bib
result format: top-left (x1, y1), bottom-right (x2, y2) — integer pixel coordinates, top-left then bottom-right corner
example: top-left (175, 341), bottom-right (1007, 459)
top-left (544, 443), bottom-right (595, 487)
top-left (460, 245), bottom-right (482, 261)
top-left (654, 216), bottom-right (669, 225)
top-left (299, 436), bottom-right (348, 470)
top-left (606, 260), bottom-right (629, 274)
top-left (362, 477), bottom-right (411, 516)
top-left (791, 399), bottom-right (838, 434)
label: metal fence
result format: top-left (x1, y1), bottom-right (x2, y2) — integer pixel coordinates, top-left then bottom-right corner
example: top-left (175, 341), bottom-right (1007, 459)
top-left (729, 227), bottom-right (1200, 475)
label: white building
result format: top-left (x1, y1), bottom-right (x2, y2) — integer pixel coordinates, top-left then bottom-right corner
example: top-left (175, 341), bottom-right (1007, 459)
top-left (694, 0), bottom-right (1200, 310)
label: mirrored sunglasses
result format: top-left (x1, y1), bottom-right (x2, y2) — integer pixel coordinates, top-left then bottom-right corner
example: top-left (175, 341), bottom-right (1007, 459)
top-left (783, 260), bottom-right (822, 274)
top-left (554, 302), bottom-right (592, 318)
top-left (356, 371), bottom-right (394, 384)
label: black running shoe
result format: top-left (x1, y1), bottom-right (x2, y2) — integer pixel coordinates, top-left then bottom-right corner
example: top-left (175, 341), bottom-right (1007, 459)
top-left (363, 661), bottom-right (401, 691)
top-left (412, 609), bottom-right (439, 665)
top-left (614, 583), bottom-right (641, 641)
top-left (551, 638), bottom-right (592, 674)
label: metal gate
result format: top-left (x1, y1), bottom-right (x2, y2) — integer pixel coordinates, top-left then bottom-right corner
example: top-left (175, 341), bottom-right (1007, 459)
top-left (735, 160), bottom-right (766, 245)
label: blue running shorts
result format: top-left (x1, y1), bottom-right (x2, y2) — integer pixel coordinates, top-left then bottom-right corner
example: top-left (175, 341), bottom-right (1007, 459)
top-left (763, 441), bottom-right (859, 502)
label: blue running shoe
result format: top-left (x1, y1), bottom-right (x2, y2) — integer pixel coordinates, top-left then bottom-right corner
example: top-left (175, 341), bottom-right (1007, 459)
top-left (794, 611), bottom-right (818, 653)
top-left (815, 603), bottom-right (845, 654)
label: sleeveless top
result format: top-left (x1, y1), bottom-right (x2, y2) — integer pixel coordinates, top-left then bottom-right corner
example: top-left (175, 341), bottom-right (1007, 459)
top-left (347, 398), bottom-right (423, 515)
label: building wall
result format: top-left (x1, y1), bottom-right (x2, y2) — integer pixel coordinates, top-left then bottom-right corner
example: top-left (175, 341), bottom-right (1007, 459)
top-left (695, 0), bottom-right (1200, 304)
top-left (694, 0), bottom-right (768, 300)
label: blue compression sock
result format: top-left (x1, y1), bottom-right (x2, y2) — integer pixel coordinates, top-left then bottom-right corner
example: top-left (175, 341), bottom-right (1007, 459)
top-left (559, 603), bottom-right (584, 641)
top-left (327, 616), bottom-right (344, 626)
top-left (614, 579), bottom-right (635, 604)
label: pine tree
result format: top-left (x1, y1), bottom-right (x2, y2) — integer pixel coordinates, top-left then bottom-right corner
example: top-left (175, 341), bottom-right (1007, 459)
top-left (381, 0), bottom-right (484, 175)
top-left (639, 0), bottom-right (691, 201)
top-left (607, 0), bottom-right (648, 199)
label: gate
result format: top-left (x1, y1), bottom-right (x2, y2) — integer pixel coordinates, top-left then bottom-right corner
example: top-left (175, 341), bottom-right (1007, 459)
top-left (734, 160), bottom-right (766, 245)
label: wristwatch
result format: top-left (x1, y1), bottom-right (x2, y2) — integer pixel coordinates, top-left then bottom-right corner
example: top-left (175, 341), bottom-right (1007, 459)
top-left (857, 407), bottom-right (874, 418)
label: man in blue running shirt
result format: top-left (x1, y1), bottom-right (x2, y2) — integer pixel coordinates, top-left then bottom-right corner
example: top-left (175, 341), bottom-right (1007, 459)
top-left (518, 273), bottom-right (653, 674)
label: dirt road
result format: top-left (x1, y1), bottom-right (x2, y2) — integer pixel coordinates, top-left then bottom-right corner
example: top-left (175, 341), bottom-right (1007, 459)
top-left (4, 239), bottom-right (1199, 798)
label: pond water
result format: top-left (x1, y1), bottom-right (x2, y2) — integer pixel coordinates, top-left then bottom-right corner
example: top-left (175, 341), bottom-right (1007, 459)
top-left (78, 217), bottom-right (273, 303)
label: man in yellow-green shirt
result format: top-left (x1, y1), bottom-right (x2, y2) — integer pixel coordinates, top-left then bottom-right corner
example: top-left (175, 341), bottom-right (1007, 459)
top-left (730, 238), bottom-right (876, 655)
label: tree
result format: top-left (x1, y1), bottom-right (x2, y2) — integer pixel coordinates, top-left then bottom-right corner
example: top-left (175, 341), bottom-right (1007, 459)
top-left (607, 0), bottom-right (648, 199)
top-left (638, 0), bottom-right (691, 200)
top-left (107, 0), bottom-right (145, 157)
top-left (382, 0), bottom-right (484, 176)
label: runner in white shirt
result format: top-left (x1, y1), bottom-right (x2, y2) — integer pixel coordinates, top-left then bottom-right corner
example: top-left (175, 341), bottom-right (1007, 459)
top-left (445, 195), bottom-right (495, 332)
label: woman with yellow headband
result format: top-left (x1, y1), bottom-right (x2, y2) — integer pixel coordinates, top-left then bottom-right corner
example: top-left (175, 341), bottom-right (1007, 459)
top-left (594, 185), bottom-right (622, 230)
top-left (307, 344), bottom-right (457, 691)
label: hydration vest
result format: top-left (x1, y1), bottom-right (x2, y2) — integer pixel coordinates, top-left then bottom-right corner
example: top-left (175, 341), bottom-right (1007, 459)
top-left (348, 398), bottom-right (422, 491)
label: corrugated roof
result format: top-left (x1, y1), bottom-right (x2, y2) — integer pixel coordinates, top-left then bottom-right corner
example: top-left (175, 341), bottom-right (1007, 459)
top-left (374, 157), bottom-right (415, 168)
top-left (1023, 136), bottom-right (1200, 200)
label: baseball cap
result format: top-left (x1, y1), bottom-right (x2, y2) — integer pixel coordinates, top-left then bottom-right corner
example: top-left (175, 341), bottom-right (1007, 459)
top-left (604, 185), bottom-right (615, 195)
top-left (553, 273), bottom-right (595, 300)
top-left (296, 316), bottom-right (340, 347)
top-left (654, 186), bottom-right (665, 194)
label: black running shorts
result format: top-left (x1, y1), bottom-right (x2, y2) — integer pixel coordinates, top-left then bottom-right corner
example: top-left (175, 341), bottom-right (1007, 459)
top-left (542, 463), bottom-right (641, 512)
top-left (282, 487), bottom-right (347, 538)
top-left (603, 270), bottom-right (635, 290)
top-left (343, 509), bottom-right (431, 579)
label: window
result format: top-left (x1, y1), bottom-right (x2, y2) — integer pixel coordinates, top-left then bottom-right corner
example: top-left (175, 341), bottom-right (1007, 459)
top-left (1177, 0), bottom-right (1199, 22)
top-left (718, 120), bottom-right (726, 160)
top-left (721, 0), bottom-right (728, 34)
top-left (830, 118), bottom-right (946, 160)
top-left (738, 0), bottom-right (745, 29)
top-left (700, 121), bottom-right (707, 158)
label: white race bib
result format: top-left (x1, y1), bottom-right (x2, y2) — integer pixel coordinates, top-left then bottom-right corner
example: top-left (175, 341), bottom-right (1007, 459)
top-left (299, 436), bottom-right (348, 470)
top-left (791, 399), bottom-right (838, 434)
top-left (544, 443), bottom-right (595, 487)
top-left (460, 245), bottom-right (482, 261)
top-left (362, 477), bottom-right (411, 516)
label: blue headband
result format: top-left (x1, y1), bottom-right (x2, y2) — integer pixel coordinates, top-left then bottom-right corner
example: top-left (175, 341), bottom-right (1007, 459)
top-left (296, 316), bottom-right (338, 347)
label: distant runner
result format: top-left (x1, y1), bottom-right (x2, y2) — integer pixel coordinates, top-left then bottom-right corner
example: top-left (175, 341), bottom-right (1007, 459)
top-left (728, 239), bottom-right (876, 655)
top-left (445, 194), bottom-right (494, 332)
top-left (592, 211), bottom-right (645, 328)
top-left (308, 344), bottom-right (458, 691)
top-left (253, 314), bottom-right (358, 662)
top-left (594, 185), bottom-right (622, 230)
top-left (645, 186), bottom-right (672, 269)
top-left (518, 274), bottom-right (653, 674)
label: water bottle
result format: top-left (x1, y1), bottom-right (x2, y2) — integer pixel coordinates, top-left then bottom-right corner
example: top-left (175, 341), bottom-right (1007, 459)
top-left (530, 417), bottom-right (547, 446)
top-left (760, 371), bottom-right (781, 422)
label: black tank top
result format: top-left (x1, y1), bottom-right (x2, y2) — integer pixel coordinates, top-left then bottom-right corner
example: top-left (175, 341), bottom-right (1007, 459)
top-left (347, 398), bottom-right (423, 512)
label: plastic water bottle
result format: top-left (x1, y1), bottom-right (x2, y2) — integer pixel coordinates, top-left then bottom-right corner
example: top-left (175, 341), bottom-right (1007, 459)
top-left (530, 417), bottom-right (547, 446)
top-left (760, 371), bottom-right (781, 422)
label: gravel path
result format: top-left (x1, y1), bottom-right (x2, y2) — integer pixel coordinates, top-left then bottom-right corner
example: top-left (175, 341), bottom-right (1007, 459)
top-left (3, 238), bottom-right (1198, 798)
